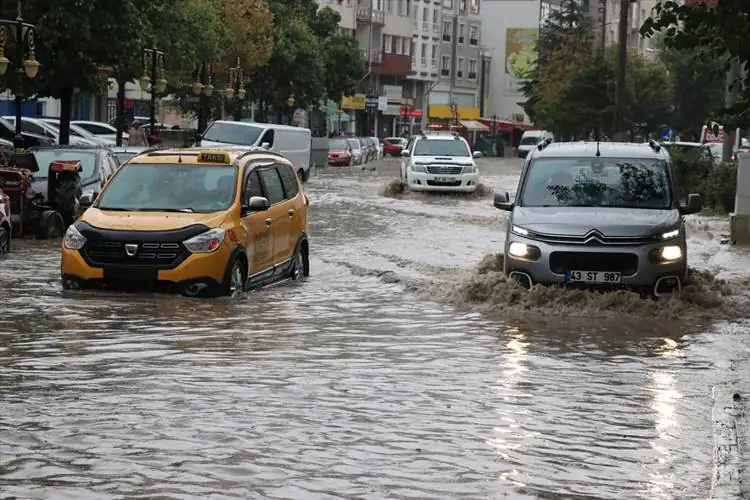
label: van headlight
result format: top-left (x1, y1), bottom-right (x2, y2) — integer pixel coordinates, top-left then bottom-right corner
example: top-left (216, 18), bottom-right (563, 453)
top-left (184, 228), bottom-right (225, 253)
top-left (660, 245), bottom-right (682, 261)
top-left (511, 225), bottom-right (529, 236)
top-left (63, 224), bottom-right (86, 250)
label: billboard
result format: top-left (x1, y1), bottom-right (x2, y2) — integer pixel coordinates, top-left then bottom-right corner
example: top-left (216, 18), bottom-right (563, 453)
top-left (504, 28), bottom-right (538, 96)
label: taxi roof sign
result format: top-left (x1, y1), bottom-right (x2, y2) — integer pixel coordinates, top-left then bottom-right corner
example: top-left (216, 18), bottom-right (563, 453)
top-left (197, 150), bottom-right (231, 164)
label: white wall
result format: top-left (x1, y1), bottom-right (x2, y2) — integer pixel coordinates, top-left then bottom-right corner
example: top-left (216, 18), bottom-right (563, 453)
top-left (481, 0), bottom-right (541, 123)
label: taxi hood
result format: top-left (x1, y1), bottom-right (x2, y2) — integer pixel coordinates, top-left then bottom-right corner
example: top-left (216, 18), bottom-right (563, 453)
top-left (80, 208), bottom-right (229, 231)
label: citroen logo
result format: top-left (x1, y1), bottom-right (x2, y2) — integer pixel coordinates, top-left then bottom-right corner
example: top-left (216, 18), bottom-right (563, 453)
top-left (125, 244), bottom-right (138, 257)
top-left (583, 229), bottom-right (606, 245)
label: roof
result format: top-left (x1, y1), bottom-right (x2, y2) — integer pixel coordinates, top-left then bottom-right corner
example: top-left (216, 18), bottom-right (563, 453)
top-left (662, 141), bottom-right (703, 147)
top-left (128, 147), bottom-right (288, 165)
top-left (109, 146), bottom-right (158, 153)
top-left (208, 120), bottom-right (307, 132)
top-left (533, 141), bottom-right (667, 160)
top-left (29, 144), bottom-right (110, 152)
top-left (417, 133), bottom-right (465, 141)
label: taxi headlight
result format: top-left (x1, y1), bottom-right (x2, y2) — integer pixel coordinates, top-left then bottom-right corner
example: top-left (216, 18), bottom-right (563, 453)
top-left (184, 228), bottom-right (225, 253)
top-left (660, 245), bottom-right (682, 261)
top-left (63, 224), bottom-right (86, 250)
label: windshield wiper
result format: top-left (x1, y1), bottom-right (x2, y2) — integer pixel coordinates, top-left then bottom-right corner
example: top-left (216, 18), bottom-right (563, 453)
top-left (98, 207), bottom-right (135, 211)
top-left (139, 208), bottom-right (194, 212)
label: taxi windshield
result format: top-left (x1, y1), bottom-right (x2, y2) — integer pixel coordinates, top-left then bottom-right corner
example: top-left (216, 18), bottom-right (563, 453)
top-left (97, 163), bottom-right (238, 213)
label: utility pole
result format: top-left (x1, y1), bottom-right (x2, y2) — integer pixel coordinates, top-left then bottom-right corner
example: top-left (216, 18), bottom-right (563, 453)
top-left (723, 58), bottom-right (741, 163)
top-left (612, 0), bottom-right (629, 139)
top-left (448, 0), bottom-right (458, 113)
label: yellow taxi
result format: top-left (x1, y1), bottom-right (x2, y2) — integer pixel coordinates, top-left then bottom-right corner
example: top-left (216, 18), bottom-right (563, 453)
top-left (60, 148), bottom-right (310, 297)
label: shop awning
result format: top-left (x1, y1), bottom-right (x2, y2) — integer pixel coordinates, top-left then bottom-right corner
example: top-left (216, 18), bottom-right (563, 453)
top-left (460, 120), bottom-right (489, 132)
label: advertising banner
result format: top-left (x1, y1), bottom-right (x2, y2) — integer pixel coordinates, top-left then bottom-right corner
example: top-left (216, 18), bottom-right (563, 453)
top-left (504, 28), bottom-right (538, 96)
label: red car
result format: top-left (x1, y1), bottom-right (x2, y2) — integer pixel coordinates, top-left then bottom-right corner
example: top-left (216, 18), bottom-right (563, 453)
top-left (328, 137), bottom-right (353, 166)
top-left (0, 188), bottom-right (10, 255)
top-left (383, 137), bottom-right (406, 156)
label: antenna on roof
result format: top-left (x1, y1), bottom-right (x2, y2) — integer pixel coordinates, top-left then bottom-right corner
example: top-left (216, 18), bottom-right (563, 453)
top-left (595, 140), bottom-right (601, 157)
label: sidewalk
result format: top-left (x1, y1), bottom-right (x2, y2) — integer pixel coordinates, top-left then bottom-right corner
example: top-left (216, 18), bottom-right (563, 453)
top-left (710, 384), bottom-right (747, 498)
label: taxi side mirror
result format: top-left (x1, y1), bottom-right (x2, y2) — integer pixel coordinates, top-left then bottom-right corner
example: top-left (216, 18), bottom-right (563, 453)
top-left (242, 196), bottom-right (270, 216)
top-left (80, 192), bottom-right (97, 208)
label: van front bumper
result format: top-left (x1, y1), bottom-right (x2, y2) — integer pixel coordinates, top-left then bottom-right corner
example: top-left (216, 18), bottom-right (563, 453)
top-left (407, 171), bottom-right (479, 193)
top-left (61, 245), bottom-right (232, 295)
top-left (503, 235), bottom-right (687, 288)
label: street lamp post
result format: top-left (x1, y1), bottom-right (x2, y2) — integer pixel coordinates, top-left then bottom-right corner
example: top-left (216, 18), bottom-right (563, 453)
top-left (139, 47), bottom-right (167, 138)
top-left (287, 95), bottom-right (295, 126)
top-left (225, 57), bottom-right (245, 121)
top-left (0, 2), bottom-right (40, 152)
top-left (336, 108), bottom-right (342, 134)
top-left (192, 61), bottom-right (214, 136)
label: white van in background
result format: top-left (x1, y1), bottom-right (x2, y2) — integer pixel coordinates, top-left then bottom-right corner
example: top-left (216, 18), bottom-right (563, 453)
top-left (517, 130), bottom-right (554, 158)
top-left (199, 121), bottom-right (312, 181)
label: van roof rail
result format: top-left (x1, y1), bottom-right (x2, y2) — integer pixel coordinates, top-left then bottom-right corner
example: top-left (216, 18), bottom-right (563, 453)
top-left (647, 138), bottom-right (661, 153)
top-left (537, 137), bottom-right (553, 151)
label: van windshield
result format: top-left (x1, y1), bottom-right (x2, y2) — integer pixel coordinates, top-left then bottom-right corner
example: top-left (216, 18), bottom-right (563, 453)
top-left (520, 157), bottom-right (673, 209)
top-left (203, 122), bottom-right (263, 146)
top-left (97, 163), bottom-right (238, 213)
top-left (520, 136), bottom-right (542, 146)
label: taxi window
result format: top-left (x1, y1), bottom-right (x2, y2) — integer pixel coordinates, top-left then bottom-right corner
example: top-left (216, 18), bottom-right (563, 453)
top-left (244, 170), bottom-right (264, 204)
top-left (258, 168), bottom-right (285, 205)
top-left (277, 164), bottom-right (299, 199)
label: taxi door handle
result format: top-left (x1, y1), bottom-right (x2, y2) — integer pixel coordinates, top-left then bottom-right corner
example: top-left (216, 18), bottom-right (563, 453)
top-left (288, 209), bottom-right (295, 217)
top-left (265, 218), bottom-right (272, 226)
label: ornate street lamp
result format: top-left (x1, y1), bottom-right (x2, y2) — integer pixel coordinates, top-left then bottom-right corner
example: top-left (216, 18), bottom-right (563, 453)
top-left (140, 47), bottom-right (167, 136)
top-left (0, 1), bottom-right (40, 152)
top-left (225, 57), bottom-right (245, 121)
top-left (193, 61), bottom-right (215, 135)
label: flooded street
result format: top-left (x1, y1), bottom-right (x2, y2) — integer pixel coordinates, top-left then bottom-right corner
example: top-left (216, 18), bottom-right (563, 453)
top-left (1, 157), bottom-right (749, 499)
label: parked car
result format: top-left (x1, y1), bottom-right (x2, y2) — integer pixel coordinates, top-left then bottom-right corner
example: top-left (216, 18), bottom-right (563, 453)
top-left (369, 137), bottom-right (383, 160)
top-left (2, 116), bottom-right (97, 146)
top-left (383, 137), bottom-right (405, 156)
top-left (28, 145), bottom-right (120, 208)
top-left (62, 148), bottom-right (310, 297)
top-left (0, 185), bottom-right (10, 255)
top-left (0, 117), bottom-right (54, 149)
top-left (72, 120), bottom-right (129, 143)
top-left (493, 140), bottom-right (703, 296)
top-left (199, 121), bottom-right (312, 181)
top-left (41, 119), bottom-right (115, 146)
top-left (400, 132), bottom-right (481, 192)
top-left (359, 137), bottom-right (374, 162)
top-left (110, 146), bottom-right (159, 165)
top-left (346, 138), bottom-right (363, 165)
top-left (327, 138), bottom-right (353, 166)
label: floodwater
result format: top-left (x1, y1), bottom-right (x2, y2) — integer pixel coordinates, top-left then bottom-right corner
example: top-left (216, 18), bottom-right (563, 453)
top-left (1, 157), bottom-right (748, 499)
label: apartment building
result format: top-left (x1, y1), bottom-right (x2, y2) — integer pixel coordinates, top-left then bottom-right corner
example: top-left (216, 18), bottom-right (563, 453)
top-left (319, 0), bottom-right (416, 136)
top-left (426, 0), bottom-right (484, 125)
top-left (595, 0), bottom-right (658, 57)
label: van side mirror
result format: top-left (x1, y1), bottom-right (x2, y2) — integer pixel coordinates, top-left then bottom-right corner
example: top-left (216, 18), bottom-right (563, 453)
top-left (493, 190), bottom-right (514, 211)
top-left (401, 150), bottom-right (410, 157)
top-left (260, 142), bottom-right (271, 149)
top-left (680, 193), bottom-right (702, 215)
top-left (79, 192), bottom-right (97, 208)
top-left (242, 196), bottom-right (270, 216)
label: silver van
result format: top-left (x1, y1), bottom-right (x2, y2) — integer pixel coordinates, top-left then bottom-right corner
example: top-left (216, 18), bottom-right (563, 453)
top-left (200, 121), bottom-right (312, 181)
top-left (493, 140), bottom-right (703, 296)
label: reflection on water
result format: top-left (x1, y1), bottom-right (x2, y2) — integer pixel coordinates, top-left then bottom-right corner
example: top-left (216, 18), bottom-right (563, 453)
top-left (0, 159), bottom-right (746, 498)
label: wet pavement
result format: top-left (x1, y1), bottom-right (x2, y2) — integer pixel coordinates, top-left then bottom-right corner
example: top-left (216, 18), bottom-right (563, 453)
top-left (1, 157), bottom-right (749, 499)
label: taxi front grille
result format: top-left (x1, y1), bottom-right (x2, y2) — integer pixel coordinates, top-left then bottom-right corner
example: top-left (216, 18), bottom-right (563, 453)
top-left (426, 165), bottom-right (463, 175)
top-left (82, 240), bottom-right (187, 269)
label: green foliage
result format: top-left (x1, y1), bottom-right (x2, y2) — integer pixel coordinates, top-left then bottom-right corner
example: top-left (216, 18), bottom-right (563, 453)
top-left (704, 162), bottom-right (737, 213)
top-left (668, 148), bottom-right (736, 213)
top-left (640, 0), bottom-right (749, 128)
top-left (521, 1), bottom-right (672, 139)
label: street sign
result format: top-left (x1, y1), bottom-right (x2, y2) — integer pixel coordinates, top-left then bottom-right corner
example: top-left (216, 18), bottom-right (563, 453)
top-left (661, 128), bottom-right (675, 141)
top-left (450, 102), bottom-right (457, 113)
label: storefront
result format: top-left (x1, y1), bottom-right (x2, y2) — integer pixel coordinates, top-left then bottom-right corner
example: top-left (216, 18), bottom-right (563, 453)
top-left (427, 104), bottom-right (482, 127)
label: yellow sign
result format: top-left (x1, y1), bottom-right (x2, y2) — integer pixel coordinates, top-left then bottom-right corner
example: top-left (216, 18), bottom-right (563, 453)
top-left (428, 105), bottom-right (480, 120)
top-left (505, 28), bottom-right (538, 96)
top-left (341, 94), bottom-right (366, 111)
top-left (198, 150), bottom-right (231, 164)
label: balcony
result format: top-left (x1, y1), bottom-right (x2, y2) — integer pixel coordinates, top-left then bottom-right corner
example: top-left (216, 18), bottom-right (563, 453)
top-left (469, 37), bottom-right (478, 46)
top-left (441, 68), bottom-right (450, 76)
top-left (468, 71), bottom-right (477, 79)
top-left (422, 21), bottom-right (430, 32)
top-left (442, 33), bottom-right (451, 42)
top-left (432, 24), bottom-right (441, 37)
top-left (356, 7), bottom-right (385, 23)
top-left (361, 48), bottom-right (383, 63)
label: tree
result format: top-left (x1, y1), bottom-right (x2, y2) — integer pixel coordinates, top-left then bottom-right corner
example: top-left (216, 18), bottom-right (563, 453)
top-left (312, 7), bottom-right (363, 104)
top-left (640, 0), bottom-right (749, 127)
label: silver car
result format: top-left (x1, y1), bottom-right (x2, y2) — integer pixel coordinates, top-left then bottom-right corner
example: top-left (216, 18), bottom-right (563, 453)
top-left (493, 140), bottom-right (703, 296)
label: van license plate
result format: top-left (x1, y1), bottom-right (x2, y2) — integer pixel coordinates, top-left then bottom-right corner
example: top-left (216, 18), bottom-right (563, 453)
top-left (566, 271), bottom-right (621, 283)
top-left (435, 177), bottom-right (453, 182)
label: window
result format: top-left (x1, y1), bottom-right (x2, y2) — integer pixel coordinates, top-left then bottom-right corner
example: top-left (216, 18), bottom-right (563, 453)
top-left (374, 0), bottom-right (383, 9)
top-left (470, 0), bottom-right (478, 13)
top-left (386, 0), bottom-right (392, 13)
top-left (203, 121), bottom-right (264, 146)
top-left (432, 8), bottom-right (438, 23)
top-left (421, 42), bottom-right (427, 64)
top-left (32, 150), bottom-right (98, 180)
top-left (414, 138), bottom-right (470, 157)
top-left (244, 170), bottom-right (264, 204)
top-left (441, 55), bottom-right (450, 76)
top-left (458, 23), bottom-right (465, 43)
top-left (257, 168), bottom-right (285, 205)
top-left (457, 57), bottom-right (464, 77)
top-left (277, 164), bottom-right (299, 200)
top-left (431, 44), bottom-right (438, 67)
top-left (469, 58), bottom-right (478, 79)
top-left (396, 37), bottom-right (404, 54)
top-left (443, 0), bottom-right (452, 7)
top-left (404, 39), bottom-right (411, 56)
top-left (397, 0), bottom-right (405, 15)
top-left (469, 25), bottom-right (479, 45)
top-left (460, 0), bottom-right (466, 10)
top-left (20, 119), bottom-right (47, 136)
top-left (384, 35), bottom-right (393, 53)
top-left (442, 20), bottom-right (451, 41)
top-left (77, 123), bottom-right (114, 135)
top-left (423, 6), bottom-right (428, 22)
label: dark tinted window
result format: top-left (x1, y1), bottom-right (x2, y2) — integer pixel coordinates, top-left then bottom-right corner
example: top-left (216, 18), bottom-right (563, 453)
top-left (203, 122), bottom-right (263, 146)
top-left (244, 170), bottom-right (264, 204)
top-left (277, 164), bottom-right (299, 199)
top-left (258, 168), bottom-right (285, 205)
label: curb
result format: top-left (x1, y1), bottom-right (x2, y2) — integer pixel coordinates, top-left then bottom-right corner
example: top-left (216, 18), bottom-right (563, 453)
top-left (710, 387), bottom-right (746, 498)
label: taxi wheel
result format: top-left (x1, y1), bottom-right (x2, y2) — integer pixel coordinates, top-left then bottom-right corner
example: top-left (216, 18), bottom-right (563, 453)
top-left (289, 243), bottom-right (309, 280)
top-left (223, 258), bottom-right (246, 297)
